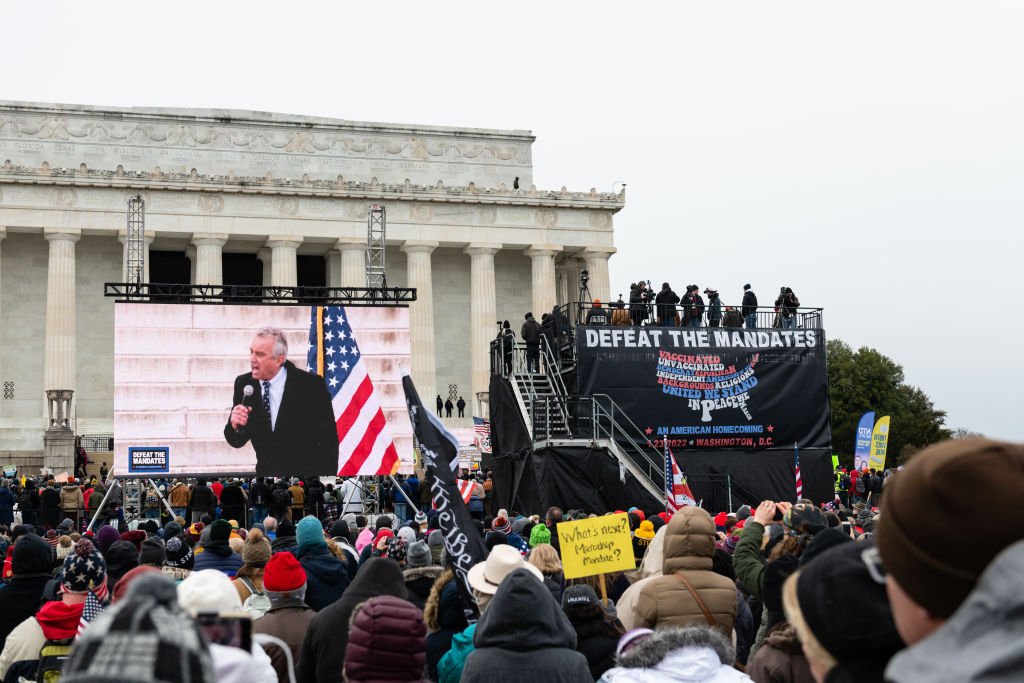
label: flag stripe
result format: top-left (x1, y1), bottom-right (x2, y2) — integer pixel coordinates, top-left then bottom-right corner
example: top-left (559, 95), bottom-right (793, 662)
top-left (341, 408), bottom-right (390, 475)
top-left (335, 375), bottom-right (375, 439)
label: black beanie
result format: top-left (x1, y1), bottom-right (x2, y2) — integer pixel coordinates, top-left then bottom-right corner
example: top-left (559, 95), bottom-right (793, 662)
top-left (799, 527), bottom-right (852, 567)
top-left (794, 541), bottom-right (904, 662)
top-left (277, 519), bottom-right (296, 539)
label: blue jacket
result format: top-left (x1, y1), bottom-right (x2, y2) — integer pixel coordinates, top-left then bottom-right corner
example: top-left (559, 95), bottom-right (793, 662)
top-left (0, 488), bottom-right (15, 526)
top-left (193, 543), bottom-right (243, 577)
top-left (294, 544), bottom-right (350, 611)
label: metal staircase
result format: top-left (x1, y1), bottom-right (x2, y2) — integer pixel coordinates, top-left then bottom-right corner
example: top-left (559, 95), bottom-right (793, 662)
top-left (492, 336), bottom-right (665, 503)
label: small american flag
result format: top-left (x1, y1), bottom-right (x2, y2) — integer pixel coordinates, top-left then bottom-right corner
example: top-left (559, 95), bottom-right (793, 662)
top-left (472, 416), bottom-right (491, 454)
top-left (76, 590), bottom-right (105, 639)
top-left (456, 479), bottom-right (475, 504)
top-left (307, 306), bottom-right (399, 476)
top-left (794, 442), bottom-right (803, 498)
top-left (665, 442), bottom-right (696, 513)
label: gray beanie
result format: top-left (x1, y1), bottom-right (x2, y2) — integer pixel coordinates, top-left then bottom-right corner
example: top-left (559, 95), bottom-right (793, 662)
top-left (407, 540), bottom-right (432, 568)
top-left (428, 529), bottom-right (444, 547)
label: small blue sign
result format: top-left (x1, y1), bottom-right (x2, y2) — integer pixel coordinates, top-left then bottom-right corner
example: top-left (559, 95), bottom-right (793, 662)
top-left (128, 447), bottom-right (169, 473)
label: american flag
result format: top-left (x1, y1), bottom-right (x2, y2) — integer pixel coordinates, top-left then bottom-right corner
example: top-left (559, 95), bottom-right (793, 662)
top-left (307, 305), bottom-right (399, 476)
top-left (456, 479), bottom-right (475, 504)
top-left (794, 441), bottom-right (803, 498)
top-left (665, 442), bottom-right (696, 513)
top-left (76, 590), bottom-right (106, 638)
top-left (472, 416), bottom-right (491, 454)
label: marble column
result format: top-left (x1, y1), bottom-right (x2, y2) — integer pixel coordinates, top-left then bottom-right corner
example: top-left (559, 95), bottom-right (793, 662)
top-left (336, 238), bottom-right (366, 287)
top-left (401, 241), bottom-right (439, 404)
top-left (257, 248), bottom-right (272, 286)
top-left (0, 228), bottom-right (5, 404)
top-left (191, 233), bottom-right (228, 285)
top-left (117, 229), bottom-right (156, 283)
top-left (465, 243), bottom-right (500, 414)
top-left (266, 236), bottom-right (302, 287)
top-left (43, 228), bottom-right (81, 426)
top-left (582, 247), bottom-right (616, 303)
top-left (525, 245), bottom-right (561, 318)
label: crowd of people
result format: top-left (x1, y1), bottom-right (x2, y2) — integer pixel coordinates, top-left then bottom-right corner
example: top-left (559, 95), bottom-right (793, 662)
top-left (0, 436), bottom-right (1020, 681)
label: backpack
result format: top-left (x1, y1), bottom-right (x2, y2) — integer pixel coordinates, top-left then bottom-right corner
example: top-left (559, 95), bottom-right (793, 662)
top-left (839, 474), bottom-right (851, 491)
top-left (18, 491), bottom-right (34, 509)
top-left (252, 485), bottom-right (267, 506)
top-left (238, 576), bottom-right (271, 619)
top-left (854, 477), bottom-right (865, 495)
top-left (37, 636), bottom-right (74, 682)
top-left (271, 488), bottom-right (290, 508)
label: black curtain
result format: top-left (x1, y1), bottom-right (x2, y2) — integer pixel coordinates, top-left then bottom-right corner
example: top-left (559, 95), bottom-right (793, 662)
top-left (488, 375), bottom-right (540, 514)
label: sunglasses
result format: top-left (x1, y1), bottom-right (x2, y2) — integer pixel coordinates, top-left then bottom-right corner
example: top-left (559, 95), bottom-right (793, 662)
top-left (861, 546), bottom-right (886, 585)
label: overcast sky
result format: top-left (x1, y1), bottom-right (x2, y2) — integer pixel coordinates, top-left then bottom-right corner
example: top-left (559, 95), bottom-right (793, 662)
top-left (5, 2), bottom-right (1022, 441)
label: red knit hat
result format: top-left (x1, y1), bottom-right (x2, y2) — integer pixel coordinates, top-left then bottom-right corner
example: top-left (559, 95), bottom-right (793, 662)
top-left (373, 528), bottom-right (394, 545)
top-left (714, 512), bottom-right (728, 527)
top-left (263, 551), bottom-right (307, 593)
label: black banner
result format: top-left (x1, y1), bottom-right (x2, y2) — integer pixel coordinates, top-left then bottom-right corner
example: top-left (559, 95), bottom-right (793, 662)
top-left (577, 327), bottom-right (831, 452)
top-left (402, 372), bottom-right (488, 617)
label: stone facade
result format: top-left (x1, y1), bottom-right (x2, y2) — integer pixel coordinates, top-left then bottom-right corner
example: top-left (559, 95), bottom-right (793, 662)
top-left (0, 101), bottom-right (622, 463)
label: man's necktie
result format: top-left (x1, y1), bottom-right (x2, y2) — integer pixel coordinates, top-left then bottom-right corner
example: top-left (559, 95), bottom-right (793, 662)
top-left (262, 381), bottom-right (271, 421)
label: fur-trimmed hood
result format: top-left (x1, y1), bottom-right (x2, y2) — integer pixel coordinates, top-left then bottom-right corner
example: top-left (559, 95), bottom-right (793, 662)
top-left (404, 565), bottom-right (443, 583)
top-left (602, 626), bottom-right (747, 683)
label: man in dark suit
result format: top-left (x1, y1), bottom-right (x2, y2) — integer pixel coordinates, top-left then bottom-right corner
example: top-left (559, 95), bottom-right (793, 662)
top-left (224, 327), bottom-right (339, 476)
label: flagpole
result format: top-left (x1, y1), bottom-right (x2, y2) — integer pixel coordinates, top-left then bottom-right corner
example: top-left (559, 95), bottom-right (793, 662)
top-left (389, 474), bottom-right (420, 515)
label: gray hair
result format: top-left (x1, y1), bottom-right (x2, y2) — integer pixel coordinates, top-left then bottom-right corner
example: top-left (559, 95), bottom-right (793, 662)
top-left (254, 326), bottom-right (288, 357)
top-left (617, 625), bottom-right (735, 668)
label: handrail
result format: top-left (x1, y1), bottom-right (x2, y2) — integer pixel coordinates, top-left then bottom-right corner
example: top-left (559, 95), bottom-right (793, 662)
top-left (555, 301), bottom-right (824, 331)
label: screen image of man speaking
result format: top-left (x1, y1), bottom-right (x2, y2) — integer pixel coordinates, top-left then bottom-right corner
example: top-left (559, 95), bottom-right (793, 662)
top-left (224, 326), bottom-right (339, 476)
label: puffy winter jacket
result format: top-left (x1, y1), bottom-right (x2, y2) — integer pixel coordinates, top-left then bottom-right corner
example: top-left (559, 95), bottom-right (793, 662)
top-left (634, 507), bottom-right (738, 640)
top-left (294, 543), bottom-right (350, 612)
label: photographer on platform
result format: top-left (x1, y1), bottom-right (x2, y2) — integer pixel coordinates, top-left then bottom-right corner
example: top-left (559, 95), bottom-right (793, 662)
top-left (521, 313), bottom-right (542, 373)
top-left (681, 285), bottom-right (705, 328)
top-left (704, 288), bottom-right (722, 327)
top-left (654, 282), bottom-right (680, 326)
top-left (585, 300), bottom-right (609, 326)
top-left (775, 287), bottom-right (800, 329)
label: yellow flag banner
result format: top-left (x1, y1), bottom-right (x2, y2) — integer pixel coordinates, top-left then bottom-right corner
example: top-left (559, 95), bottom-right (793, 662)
top-left (869, 416), bottom-right (891, 471)
top-left (556, 512), bottom-right (635, 580)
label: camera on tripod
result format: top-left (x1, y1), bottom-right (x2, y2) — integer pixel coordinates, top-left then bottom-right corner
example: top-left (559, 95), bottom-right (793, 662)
top-left (580, 269), bottom-right (589, 285)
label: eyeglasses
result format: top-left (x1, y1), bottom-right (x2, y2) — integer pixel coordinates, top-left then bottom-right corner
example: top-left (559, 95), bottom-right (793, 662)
top-left (861, 546), bottom-right (886, 585)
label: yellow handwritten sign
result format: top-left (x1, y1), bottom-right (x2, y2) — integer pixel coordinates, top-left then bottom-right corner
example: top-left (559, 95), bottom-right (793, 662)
top-left (556, 513), bottom-right (635, 579)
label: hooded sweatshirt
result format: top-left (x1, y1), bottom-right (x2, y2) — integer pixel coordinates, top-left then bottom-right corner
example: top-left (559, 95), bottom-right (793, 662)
top-left (297, 557), bottom-right (408, 683)
top-left (461, 568), bottom-right (591, 683)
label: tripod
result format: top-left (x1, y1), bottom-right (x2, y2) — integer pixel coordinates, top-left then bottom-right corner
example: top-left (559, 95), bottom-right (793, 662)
top-left (576, 281), bottom-right (592, 325)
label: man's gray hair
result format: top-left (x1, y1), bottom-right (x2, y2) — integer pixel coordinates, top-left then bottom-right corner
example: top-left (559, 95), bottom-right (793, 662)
top-left (255, 326), bottom-right (288, 357)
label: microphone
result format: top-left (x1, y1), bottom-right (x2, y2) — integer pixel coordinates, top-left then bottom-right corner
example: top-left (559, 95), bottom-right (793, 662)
top-left (242, 384), bottom-right (254, 406)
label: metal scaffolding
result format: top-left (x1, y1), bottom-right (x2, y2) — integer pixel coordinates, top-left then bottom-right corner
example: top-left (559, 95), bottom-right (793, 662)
top-left (125, 194), bottom-right (146, 293)
top-left (366, 204), bottom-right (387, 289)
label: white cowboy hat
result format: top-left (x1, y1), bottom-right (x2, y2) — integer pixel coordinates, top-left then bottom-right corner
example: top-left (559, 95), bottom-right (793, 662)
top-left (466, 545), bottom-right (543, 595)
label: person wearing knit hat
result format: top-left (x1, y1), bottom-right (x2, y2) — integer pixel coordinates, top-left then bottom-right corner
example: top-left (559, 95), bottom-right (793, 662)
top-left (184, 521), bottom-right (204, 546)
top-left (491, 516), bottom-right (511, 534)
top-left (294, 515), bottom-right (350, 612)
top-left (561, 584), bottom-right (624, 680)
top-left (428, 529), bottom-right (444, 565)
top-left (632, 520), bottom-right (655, 565)
top-left (736, 504), bottom-right (752, 522)
top-left (192, 519), bottom-right (243, 576)
top-left (403, 540), bottom-right (442, 610)
top-left (61, 572), bottom-right (216, 683)
top-left (228, 536), bottom-right (244, 555)
top-left (253, 552), bottom-right (313, 683)
top-left (344, 595), bottom-right (427, 683)
top-left (0, 538), bottom-right (109, 677)
top-left (111, 565), bottom-right (161, 603)
top-left (233, 529), bottom-right (272, 606)
top-left (713, 511), bottom-right (729, 531)
top-left (120, 528), bottom-right (147, 553)
top-left (163, 535), bottom-right (195, 578)
top-left (95, 524), bottom-right (121, 555)
top-left (397, 524), bottom-right (417, 547)
top-left (529, 523), bottom-right (551, 548)
top-left (874, 438), bottom-right (1024, 679)
top-left (386, 536), bottom-right (408, 565)
top-left (783, 541), bottom-right (904, 682)
top-left (104, 540), bottom-right (140, 595)
top-left (163, 521), bottom-right (183, 541)
top-left (176, 569), bottom-right (277, 680)
top-left (55, 533), bottom-right (75, 562)
top-left (138, 536), bottom-right (166, 566)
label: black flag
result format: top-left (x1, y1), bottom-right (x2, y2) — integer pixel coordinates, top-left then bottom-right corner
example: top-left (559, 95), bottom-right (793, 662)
top-left (402, 371), bottom-right (488, 615)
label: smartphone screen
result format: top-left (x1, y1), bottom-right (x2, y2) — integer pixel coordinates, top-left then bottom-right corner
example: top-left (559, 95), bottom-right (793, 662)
top-left (196, 612), bottom-right (252, 651)
top-left (841, 522), bottom-right (851, 534)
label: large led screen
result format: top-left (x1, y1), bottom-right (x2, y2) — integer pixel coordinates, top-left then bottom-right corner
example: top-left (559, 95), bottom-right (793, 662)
top-left (114, 303), bottom-right (413, 477)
